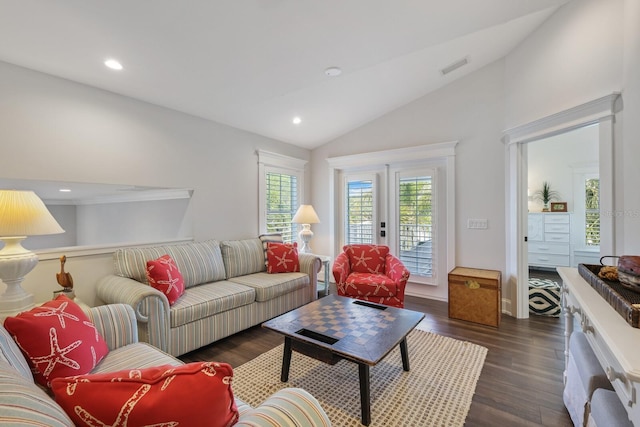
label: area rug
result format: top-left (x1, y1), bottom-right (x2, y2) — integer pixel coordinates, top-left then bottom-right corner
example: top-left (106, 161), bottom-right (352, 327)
top-left (232, 329), bottom-right (487, 426)
top-left (529, 277), bottom-right (562, 317)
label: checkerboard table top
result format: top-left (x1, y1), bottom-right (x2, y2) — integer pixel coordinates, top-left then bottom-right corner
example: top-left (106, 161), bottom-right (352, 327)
top-left (263, 295), bottom-right (424, 365)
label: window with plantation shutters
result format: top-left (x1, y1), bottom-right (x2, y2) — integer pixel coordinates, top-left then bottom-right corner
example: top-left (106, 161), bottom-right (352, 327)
top-left (346, 179), bottom-right (374, 244)
top-left (266, 172), bottom-right (298, 243)
top-left (257, 150), bottom-right (306, 244)
top-left (398, 174), bottom-right (434, 278)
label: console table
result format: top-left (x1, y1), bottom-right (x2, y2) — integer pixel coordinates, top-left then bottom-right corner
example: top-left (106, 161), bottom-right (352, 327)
top-left (558, 267), bottom-right (640, 425)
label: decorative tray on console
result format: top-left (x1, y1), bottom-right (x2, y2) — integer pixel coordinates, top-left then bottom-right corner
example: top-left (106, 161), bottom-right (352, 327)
top-left (578, 263), bottom-right (640, 328)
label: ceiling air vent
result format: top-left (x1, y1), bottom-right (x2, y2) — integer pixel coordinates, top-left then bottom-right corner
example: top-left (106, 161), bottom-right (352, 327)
top-left (440, 57), bottom-right (469, 76)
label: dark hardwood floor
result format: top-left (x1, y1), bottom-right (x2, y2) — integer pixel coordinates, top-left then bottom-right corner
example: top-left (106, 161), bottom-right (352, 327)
top-left (180, 295), bottom-right (571, 426)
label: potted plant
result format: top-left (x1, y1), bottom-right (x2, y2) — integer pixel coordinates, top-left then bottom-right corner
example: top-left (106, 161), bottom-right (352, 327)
top-left (534, 181), bottom-right (559, 212)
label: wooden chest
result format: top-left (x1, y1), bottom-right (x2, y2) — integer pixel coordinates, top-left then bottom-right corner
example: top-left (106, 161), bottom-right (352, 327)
top-left (448, 267), bottom-right (501, 327)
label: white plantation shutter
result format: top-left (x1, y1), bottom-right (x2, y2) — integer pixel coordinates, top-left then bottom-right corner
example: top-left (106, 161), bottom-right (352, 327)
top-left (265, 171), bottom-right (298, 243)
top-left (398, 174), bottom-right (434, 278)
top-left (346, 179), bottom-right (374, 244)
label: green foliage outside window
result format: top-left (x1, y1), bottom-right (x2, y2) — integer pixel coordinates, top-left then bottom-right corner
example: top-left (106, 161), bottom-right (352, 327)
top-left (585, 178), bottom-right (600, 246)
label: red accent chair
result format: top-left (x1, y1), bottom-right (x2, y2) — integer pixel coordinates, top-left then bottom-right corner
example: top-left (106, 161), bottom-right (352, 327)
top-left (332, 244), bottom-right (410, 308)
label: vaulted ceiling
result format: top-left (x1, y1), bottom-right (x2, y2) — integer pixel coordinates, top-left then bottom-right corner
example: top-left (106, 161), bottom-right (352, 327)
top-left (0, 0), bottom-right (569, 148)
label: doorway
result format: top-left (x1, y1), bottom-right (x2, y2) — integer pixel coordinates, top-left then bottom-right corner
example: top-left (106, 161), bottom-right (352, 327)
top-left (504, 94), bottom-right (619, 319)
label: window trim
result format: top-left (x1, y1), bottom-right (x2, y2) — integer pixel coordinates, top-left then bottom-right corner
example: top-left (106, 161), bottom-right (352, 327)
top-left (257, 150), bottom-right (307, 236)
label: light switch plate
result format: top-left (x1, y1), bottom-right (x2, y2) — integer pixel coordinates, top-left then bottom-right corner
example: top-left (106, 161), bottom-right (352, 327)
top-left (467, 218), bottom-right (488, 229)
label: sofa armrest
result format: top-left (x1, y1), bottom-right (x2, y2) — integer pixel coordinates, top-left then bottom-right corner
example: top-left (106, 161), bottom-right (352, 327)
top-left (298, 253), bottom-right (322, 301)
top-left (235, 388), bottom-right (331, 427)
top-left (86, 304), bottom-right (138, 351)
top-left (96, 275), bottom-right (170, 353)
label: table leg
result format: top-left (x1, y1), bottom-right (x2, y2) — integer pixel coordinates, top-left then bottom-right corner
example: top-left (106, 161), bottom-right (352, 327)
top-left (281, 337), bottom-right (292, 382)
top-left (358, 363), bottom-right (371, 426)
top-left (400, 337), bottom-right (410, 371)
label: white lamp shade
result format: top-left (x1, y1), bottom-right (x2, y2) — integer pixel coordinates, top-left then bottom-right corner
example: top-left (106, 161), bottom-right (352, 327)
top-left (0, 190), bottom-right (64, 237)
top-left (292, 205), bottom-right (320, 224)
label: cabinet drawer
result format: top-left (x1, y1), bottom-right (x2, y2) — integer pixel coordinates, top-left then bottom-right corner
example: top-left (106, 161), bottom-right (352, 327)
top-left (529, 253), bottom-right (570, 266)
top-left (545, 214), bottom-right (570, 224)
top-left (529, 242), bottom-right (570, 255)
top-left (545, 233), bottom-right (570, 243)
top-left (545, 223), bottom-right (570, 233)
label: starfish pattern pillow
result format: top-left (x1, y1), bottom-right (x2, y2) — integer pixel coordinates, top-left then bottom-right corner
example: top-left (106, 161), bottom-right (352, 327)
top-left (344, 244), bottom-right (390, 274)
top-left (3, 294), bottom-right (109, 387)
top-left (146, 254), bottom-right (185, 305)
top-left (51, 362), bottom-right (238, 427)
top-left (266, 242), bottom-right (300, 273)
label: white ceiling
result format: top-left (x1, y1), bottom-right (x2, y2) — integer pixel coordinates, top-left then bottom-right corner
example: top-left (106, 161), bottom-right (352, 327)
top-left (0, 0), bottom-right (568, 149)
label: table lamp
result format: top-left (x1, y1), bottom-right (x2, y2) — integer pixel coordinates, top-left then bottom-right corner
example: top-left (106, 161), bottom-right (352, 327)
top-left (0, 190), bottom-right (64, 317)
top-left (292, 204), bottom-right (320, 253)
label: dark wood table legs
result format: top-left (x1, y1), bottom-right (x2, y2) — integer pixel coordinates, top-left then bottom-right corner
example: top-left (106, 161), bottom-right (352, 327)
top-left (358, 363), bottom-right (371, 426)
top-left (281, 337), bottom-right (292, 382)
top-left (400, 337), bottom-right (410, 371)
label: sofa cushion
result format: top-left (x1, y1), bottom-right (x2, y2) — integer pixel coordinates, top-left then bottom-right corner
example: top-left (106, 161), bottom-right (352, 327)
top-left (344, 244), bottom-right (390, 274)
top-left (0, 359), bottom-right (73, 427)
top-left (146, 255), bottom-right (185, 305)
top-left (267, 242), bottom-right (300, 273)
top-left (91, 342), bottom-right (183, 374)
top-left (114, 240), bottom-right (226, 288)
top-left (4, 295), bottom-right (109, 387)
top-left (229, 272), bottom-right (309, 302)
top-left (170, 281), bottom-right (256, 328)
top-left (259, 233), bottom-right (283, 268)
top-left (221, 238), bottom-right (266, 278)
top-left (0, 323), bottom-right (33, 382)
top-left (51, 362), bottom-right (238, 427)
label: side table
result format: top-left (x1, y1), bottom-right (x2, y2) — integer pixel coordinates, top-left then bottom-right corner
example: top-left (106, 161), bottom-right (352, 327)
top-left (312, 254), bottom-right (331, 297)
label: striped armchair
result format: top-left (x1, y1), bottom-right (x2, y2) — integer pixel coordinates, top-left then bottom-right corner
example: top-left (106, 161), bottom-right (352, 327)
top-left (0, 303), bottom-right (331, 426)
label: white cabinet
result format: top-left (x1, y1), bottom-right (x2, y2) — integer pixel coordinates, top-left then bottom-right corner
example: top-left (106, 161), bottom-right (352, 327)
top-left (528, 213), bottom-right (572, 268)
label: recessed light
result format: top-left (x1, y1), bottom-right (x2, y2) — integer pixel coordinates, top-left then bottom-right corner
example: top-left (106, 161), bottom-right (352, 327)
top-left (104, 59), bottom-right (123, 70)
top-left (324, 66), bottom-right (342, 77)
top-left (59, 189), bottom-right (71, 193)
top-left (292, 116), bottom-right (302, 125)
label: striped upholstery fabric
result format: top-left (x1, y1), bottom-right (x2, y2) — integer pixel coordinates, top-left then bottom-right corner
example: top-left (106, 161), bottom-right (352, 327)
top-left (0, 324), bottom-right (32, 381)
top-left (258, 233), bottom-right (283, 268)
top-left (114, 240), bottom-right (226, 288)
top-left (167, 287), bottom-right (310, 356)
top-left (0, 360), bottom-right (73, 427)
top-left (221, 239), bottom-right (266, 278)
top-left (91, 342), bottom-right (182, 374)
top-left (229, 272), bottom-right (309, 302)
top-left (235, 388), bottom-right (332, 427)
top-left (85, 304), bottom-right (138, 351)
top-left (170, 281), bottom-right (255, 328)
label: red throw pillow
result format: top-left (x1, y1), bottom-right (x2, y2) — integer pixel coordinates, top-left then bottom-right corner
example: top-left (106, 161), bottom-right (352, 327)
top-left (3, 294), bottom-right (109, 388)
top-left (51, 362), bottom-right (239, 427)
top-left (266, 242), bottom-right (300, 273)
top-left (146, 254), bottom-right (185, 305)
top-left (344, 245), bottom-right (390, 274)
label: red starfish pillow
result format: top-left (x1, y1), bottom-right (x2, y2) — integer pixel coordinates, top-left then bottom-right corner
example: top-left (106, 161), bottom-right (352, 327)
top-left (3, 294), bottom-right (109, 388)
top-left (146, 254), bottom-right (185, 305)
top-left (266, 242), bottom-right (300, 273)
top-left (51, 362), bottom-right (238, 427)
top-left (344, 245), bottom-right (390, 274)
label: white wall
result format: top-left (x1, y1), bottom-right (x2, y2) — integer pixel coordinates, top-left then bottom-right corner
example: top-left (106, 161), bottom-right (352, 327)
top-left (622, 0), bottom-right (640, 254)
top-left (0, 60), bottom-right (311, 305)
top-left (504, 0), bottom-right (623, 129)
top-left (311, 61), bottom-right (507, 302)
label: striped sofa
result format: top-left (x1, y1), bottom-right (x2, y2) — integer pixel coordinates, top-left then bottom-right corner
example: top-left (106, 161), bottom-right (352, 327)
top-left (0, 303), bottom-right (331, 426)
top-left (97, 239), bottom-right (322, 356)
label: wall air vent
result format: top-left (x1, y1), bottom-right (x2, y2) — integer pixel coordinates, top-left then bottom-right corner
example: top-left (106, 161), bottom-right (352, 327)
top-left (440, 57), bottom-right (469, 76)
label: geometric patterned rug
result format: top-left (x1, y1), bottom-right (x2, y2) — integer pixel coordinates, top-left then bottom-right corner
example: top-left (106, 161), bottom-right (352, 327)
top-left (529, 277), bottom-right (562, 317)
top-left (232, 327), bottom-right (488, 426)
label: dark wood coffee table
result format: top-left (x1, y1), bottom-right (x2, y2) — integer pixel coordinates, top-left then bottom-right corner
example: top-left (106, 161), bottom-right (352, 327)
top-left (262, 295), bottom-right (425, 426)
